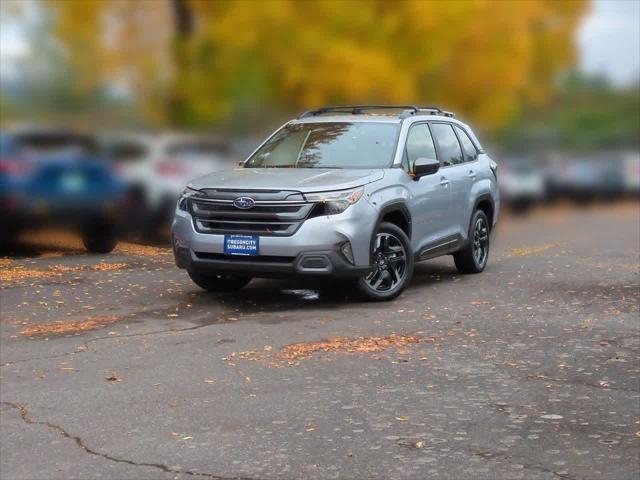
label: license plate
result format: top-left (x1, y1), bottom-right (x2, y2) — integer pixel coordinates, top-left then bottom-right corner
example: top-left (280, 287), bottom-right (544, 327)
top-left (224, 235), bottom-right (259, 256)
top-left (60, 173), bottom-right (87, 192)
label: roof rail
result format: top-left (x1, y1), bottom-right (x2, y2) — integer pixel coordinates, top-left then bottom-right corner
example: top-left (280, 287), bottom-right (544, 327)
top-left (412, 106), bottom-right (455, 118)
top-left (298, 105), bottom-right (455, 119)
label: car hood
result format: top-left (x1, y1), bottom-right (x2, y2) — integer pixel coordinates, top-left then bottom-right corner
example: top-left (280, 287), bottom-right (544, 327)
top-left (188, 167), bottom-right (385, 193)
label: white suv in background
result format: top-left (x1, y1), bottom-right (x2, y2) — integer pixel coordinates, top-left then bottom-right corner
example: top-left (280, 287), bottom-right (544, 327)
top-left (103, 132), bottom-right (237, 237)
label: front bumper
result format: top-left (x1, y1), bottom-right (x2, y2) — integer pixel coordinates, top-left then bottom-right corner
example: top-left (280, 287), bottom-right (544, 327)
top-left (171, 196), bottom-right (377, 278)
top-left (173, 245), bottom-right (371, 278)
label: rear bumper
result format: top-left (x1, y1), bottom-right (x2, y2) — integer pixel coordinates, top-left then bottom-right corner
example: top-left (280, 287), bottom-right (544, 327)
top-left (173, 244), bottom-right (371, 279)
top-left (1, 194), bottom-right (125, 232)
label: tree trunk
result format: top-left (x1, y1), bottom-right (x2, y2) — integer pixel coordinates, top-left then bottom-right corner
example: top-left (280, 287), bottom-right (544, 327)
top-left (168, 0), bottom-right (194, 126)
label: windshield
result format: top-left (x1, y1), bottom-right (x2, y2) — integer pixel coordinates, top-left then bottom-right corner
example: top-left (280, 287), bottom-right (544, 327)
top-left (245, 122), bottom-right (398, 169)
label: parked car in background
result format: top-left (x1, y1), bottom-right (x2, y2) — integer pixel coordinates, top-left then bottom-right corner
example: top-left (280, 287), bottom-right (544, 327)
top-left (103, 132), bottom-right (236, 239)
top-left (498, 155), bottom-right (547, 212)
top-left (622, 151), bottom-right (640, 196)
top-left (547, 154), bottom-right (626, 202)
top-left (0, 128), bottom-right (126, 252)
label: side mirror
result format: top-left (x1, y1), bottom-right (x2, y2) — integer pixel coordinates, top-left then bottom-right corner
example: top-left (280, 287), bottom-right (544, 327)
top-left (412, 157), bottom-right (440, 179)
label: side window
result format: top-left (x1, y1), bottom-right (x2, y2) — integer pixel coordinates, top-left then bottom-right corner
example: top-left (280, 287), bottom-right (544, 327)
top-left (404, 123), bottom-right (437, 171)
top-left (431, 123), bottom-right (464, 166)
top-left (455, 125), bottom-right (478, 162)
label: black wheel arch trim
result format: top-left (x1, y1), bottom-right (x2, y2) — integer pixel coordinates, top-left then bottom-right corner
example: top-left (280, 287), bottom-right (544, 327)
top-left (374, 202), bottom-right (412, 239)
top-left (369, 202), bottom-right (413, 265)
top-left (472, 194), bottom-right (495, 227)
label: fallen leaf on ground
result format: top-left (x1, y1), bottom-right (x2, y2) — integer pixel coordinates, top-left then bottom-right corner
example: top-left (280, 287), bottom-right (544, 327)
top-left (277, 333), bottom-right (423, 361)
top-left (508, 243), bottom-right (561, 257)
top-left (20, 315), bottom-right (121, 336)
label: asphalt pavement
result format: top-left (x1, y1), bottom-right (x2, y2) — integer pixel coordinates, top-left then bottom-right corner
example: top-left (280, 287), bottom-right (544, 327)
top-left (1, 203), bottom-right (639, 480)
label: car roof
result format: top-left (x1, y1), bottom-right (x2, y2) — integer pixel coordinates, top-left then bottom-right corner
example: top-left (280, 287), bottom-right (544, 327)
top-left (293, 114), bottom-right (401, 124)
top-left (290, 114), bottom-right (483, 152)
top-left (292, 113), bottom-right (473, 128)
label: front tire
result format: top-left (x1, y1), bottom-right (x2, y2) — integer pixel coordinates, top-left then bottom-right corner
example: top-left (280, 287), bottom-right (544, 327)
top-left (187, 271), bottom-right (252, 292)
top-left (453, 210), bottom-right (490, 273)
top-left (356, 222), bottom-right (414, 301)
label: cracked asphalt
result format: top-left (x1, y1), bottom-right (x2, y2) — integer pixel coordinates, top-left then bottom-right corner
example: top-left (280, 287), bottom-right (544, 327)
top-left (1, 203), bottom-right (639, 480)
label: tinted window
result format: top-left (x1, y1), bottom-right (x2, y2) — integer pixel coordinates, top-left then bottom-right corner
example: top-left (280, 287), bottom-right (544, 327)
top-left (403, 123), bottom-right (437, 171)
top-left (455, 125), bottom-right (478, 162)
top-left (13, 133), bottom-right (97, 155)
top-left (106, 141), bottom-right (148, 164)
top-left (0, 134), bottom-right (15, 156)
top-left (167, 141), bottom-right (229, 156)
top-left (246, 122), bottom-right (399, 169)
top-left (431, 123), bottom-right (463, 166)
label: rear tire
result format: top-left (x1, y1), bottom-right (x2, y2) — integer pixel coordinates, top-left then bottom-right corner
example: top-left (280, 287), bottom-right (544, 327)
top-left (0, 226), bottom-right (18, 253)
top-left (453, 210), bottom-right (490, 274)
top-left (82, 224), bottom-right (118, 254)
top-left (356, 222), bottom-right (414, 301)
top-left (187, 271), bottom-right (252, 292)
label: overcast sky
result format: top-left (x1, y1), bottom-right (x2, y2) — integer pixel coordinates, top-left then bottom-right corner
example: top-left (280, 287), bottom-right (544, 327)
top-left (1, 0), bottom-right (639, 87)
top-left (577, 0), bottom-right (640, 86)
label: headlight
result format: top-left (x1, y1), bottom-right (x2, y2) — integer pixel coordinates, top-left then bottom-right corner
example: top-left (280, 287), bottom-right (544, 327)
top-left (178, 186), bottom-right (203, 211)
top-left (181, 186), bottom-right (203, 197)
top-left (306, 187), bottom-right (364, 215)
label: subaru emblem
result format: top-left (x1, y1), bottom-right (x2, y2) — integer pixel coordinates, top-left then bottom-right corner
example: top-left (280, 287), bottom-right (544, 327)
top-left (233, 196), bottom-right (256, 209)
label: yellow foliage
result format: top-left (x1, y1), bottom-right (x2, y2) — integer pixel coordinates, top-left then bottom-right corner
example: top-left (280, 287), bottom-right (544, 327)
top-left (45, 0), bottom-right (587, 130)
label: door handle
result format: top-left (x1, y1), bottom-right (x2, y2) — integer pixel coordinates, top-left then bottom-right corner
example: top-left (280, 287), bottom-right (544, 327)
top-left (440, 177), bottom-right (449, 186)
top-left (468, 170), bottom-right (476, 178)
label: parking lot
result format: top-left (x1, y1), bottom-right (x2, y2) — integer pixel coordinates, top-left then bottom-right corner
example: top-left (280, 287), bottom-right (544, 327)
top-left (1, 203), bottom-right (638, 480)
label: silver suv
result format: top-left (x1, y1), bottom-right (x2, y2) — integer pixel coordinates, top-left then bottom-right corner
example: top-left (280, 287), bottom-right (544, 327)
top-left (172, 106), bottom-right (499, 301)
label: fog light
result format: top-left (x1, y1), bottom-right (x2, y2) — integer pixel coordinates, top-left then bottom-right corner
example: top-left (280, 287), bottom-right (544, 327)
top-left (340, 242), bottom-right (355, 265)
top-left (301, 256), bottom-right (327, 269)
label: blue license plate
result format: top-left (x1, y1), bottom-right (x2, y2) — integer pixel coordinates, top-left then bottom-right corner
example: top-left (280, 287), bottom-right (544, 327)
top-left (60, 173), bottom-right (87, 192)
top-left (224, 235), bottom-right (259, 256)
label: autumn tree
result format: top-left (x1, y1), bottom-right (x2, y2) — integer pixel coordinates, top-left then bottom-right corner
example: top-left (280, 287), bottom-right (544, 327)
top-left (42, 0), bottom-right (587, 131)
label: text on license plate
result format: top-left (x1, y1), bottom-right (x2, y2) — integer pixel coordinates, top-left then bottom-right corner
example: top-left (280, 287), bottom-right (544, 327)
top-left (224, 235), bottom-right (259, 256)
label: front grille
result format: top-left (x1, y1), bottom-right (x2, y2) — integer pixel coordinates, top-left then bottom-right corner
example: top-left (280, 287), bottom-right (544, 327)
top-left (190, 190), bottom-right (314, 236)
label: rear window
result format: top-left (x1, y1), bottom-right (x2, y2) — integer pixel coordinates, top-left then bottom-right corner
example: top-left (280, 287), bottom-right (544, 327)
top-left (13, 133), bottom-right (97, 155)
top-left (0, 134), bottom-right (15, 156)
top-left (431, 123), bottom-right (463, 167)
top-left (167, 141), bottom-right (229, 156)
top-left (455, 125), bottom-right (478, 162)
top-left (106, 141), bottom-right (149, 164)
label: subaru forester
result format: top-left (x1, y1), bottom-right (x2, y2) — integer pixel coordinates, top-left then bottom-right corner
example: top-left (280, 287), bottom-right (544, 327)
top-left (172, 105), bottom-right (499, 301)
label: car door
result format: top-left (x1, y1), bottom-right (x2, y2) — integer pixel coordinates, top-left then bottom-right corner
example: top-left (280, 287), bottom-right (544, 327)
top-left (402, 122), bottom-right (452, 255)
top-left (431, 123), bottom-right (468, 240)
top-left (453, 125), bottom-right (481, 234)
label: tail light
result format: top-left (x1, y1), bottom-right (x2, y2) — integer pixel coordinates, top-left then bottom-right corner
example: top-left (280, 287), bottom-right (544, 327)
top-left (155, 158), bottom-right (186, 176)
top-left (0, 157), bottom-right (32, 176)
